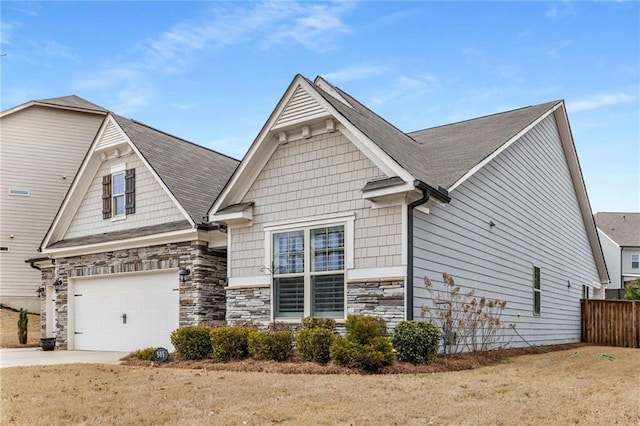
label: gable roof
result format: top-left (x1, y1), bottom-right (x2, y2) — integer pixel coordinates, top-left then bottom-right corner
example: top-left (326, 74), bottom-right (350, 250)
top-left (595, 212), bottom-right (640, 247)
top-left (313, 77), bottom-right (560, 191)
top-left (1, 94), bottom-right (108, 117)
top-left (112, 115), bottom-right (239, 223)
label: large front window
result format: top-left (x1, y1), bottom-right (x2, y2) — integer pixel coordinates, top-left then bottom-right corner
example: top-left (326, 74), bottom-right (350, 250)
top-left (273, 225), bottom-right (345, 319)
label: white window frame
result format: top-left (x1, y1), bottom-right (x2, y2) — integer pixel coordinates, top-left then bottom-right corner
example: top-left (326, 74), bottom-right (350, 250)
top-left (110, 164), bottom-right (126, 220)
top-left (8, 189), bottom-right (29, 196)
top-left (263, 213), bottom-right (354, 321)
top-left (632, 254), bottom-right (639, 269)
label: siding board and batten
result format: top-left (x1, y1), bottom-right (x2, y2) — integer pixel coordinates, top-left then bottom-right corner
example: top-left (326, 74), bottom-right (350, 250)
top-left (413, 114), bottom-right (600, 346)
top-left (0, 106), bottom-right (104, 311)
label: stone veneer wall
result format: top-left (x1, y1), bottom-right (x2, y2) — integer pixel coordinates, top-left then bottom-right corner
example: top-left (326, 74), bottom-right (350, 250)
top-left (226, 279), bottom-right (405, 334)
top-left (49, 240), bottom-right (226, 349)
top-left (39, 267), bottom-right (55, 338)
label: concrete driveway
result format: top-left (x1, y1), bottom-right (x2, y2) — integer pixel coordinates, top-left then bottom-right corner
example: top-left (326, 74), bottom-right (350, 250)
top-left (0, 347), bottom-right (129, 368)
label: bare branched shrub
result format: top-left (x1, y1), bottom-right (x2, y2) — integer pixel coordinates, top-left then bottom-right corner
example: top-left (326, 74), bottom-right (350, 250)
top-left (420, 272), bottom-right (511, 355)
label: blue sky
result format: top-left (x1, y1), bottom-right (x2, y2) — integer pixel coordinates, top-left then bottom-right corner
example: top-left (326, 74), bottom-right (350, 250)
top-left (1, 1), bottom-right (638, 213)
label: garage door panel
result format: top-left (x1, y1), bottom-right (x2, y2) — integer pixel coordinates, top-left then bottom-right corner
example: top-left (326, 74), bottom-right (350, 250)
top-left (73, 271), bottom-right (179, 352)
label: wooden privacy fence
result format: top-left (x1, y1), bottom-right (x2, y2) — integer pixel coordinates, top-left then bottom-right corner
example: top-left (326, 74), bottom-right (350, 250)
top-left (581, 299), bottom-right (639, 348)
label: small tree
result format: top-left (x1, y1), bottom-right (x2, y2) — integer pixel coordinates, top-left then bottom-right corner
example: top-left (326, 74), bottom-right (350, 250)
top-left (624, 278), bottom-right (640, 301)
top-left (420, 272), bottom-right (510, 354)
top-left (18, 309), bottom-right (28, 345)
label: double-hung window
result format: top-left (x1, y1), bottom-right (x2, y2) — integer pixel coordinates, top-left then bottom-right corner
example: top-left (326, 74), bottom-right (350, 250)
top-left (272, 225), bottom-right (345, 319)
top-left (632, 254), bottom-right (639, 269)
top-left (112, 172), bottom-right (126, 217)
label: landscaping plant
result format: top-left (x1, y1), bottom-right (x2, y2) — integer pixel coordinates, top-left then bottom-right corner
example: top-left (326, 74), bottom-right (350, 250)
top-left (247, 329), bottom-right (293, 362)
top-left (391, 320), bottom-right (441, 364)
top-left (133, 347), bottom-right (156, 361)
top-left (624, 278), bottom-right (640, 300)
top-left (170, 326), bottom-right (213, 360)
top-left (421, 272), bottom-right (510, 354)
top-left (210, 326), bottom-right (252, 362)
top-left (17, 309), bottom-right (28, 345)
top-left (330, 315), bottom-right (395, 372)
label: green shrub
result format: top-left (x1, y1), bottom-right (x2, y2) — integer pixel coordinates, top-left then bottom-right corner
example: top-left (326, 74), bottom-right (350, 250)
top-left (18, 309), bottom-right (28, 345)
top-left (296, 328), bottom-right (336, 363)
top-left (330, 336), bottom-right (395, 372)
top-left (133, 347), bottom-right (156, 361)
top-left (391, 321), bottom-right (441, 364)
top-left (329, 315), bottom-right (395, 372)
top-left (170, 326), bottom-right (213, 360)
top-left (301, 316), bottom-right (337, 331)
top-left (344, 315), bottom-right (386, 345)
top-left (248, 330), bottom-right (293, 362)
top-left (210, 326), bottom-right (252, 362)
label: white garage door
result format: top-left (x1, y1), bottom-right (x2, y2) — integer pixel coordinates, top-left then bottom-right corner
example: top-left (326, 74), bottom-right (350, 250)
top-left (72, 270), bottom-right (179, 352)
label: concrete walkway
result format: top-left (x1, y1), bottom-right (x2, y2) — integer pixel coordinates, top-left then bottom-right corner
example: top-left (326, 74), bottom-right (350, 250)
top-left (0, 347), bottom-right (129, 368)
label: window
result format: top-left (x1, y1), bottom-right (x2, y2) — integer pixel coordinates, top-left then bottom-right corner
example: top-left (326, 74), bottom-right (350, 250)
top-left (0, 247), bottom-right (8, 252)
top-left (533, 266), bottom-right (541, 315)
top-left (582, 284), bottom-right (589, 299)
top-left (102, 168), bottom-right (135, 219)
top-left (273, 225), bottom-right (345, 319)
top-left (8, 189), bottom-right (29, 196)
top-left (632, 254), bottom-right (639, 269)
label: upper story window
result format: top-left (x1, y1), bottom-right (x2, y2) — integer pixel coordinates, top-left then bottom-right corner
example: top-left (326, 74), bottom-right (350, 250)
top-left (102, 167), bottom-right (135, 219)
top-left (632, 254), bottom-right (639, 269)
top-left (533, 266), bottom-right (541, 316)
top-left (582, 284), bottom-right (590, 299)
top-left (272, 225), bottom-right (345, 320)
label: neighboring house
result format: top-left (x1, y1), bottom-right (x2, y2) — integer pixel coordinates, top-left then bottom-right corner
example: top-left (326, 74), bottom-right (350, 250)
top-left (594, 212), bottom-right (640, 292)
top-left (0, 96), bottom-right (107, 313)
top-left (37, 112), bottom-right (238, 351)
top-left (209, 74), bottom-right (608, 347)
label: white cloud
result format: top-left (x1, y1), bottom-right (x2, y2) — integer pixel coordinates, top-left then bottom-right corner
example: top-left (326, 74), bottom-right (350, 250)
top-left (545, 1), bottom-right (576, 21)
top-left (368, 74), bottom-right (438, 107)
top-left (32, 40), bottom-right (79, 61)
top-left (323, 64), bottom-right (389, 82)
top-left (0, 21), bottom-right (20, 46)
top-left (567, 91), bottom-right (635, 112)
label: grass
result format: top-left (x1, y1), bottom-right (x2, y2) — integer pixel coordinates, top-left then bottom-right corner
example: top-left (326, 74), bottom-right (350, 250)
top-left (1, 345), bottom-right (638, 425)
top-left (0, 306), bottom-right (41, 348)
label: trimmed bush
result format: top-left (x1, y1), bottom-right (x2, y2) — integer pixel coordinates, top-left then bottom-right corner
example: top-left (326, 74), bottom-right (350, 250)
top-left (301, 316), bottom-right (337, 331)
top-left (296, 328), bottom-right (335, 363)
top-left (330, 336), bottom-right (395, 372)
top-left (210, 326), bottom-right (252, 362)
top-left (248, 330), bottom-right (293, 362)
top-left (329, 315), bottom-right (395, 372)
top-left (344, 315), bottom-right (385, 345)
top-left (170, 326), bottom-right (213, 360)
top-left (18, 309), bottom-right (28, 345)
top-left (133, 347), bottom-right (156, 361)
top-left (391, 321), bottom-right (441, 364)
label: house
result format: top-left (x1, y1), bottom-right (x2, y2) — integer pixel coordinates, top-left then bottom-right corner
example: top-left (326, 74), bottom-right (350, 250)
top-left (209, 74), bottom-right (608, 347)
top-left (594, 212), bottom-right (640, 294)
top-left (37, 111), bottom-right (238, 351)
top-left (0, 96), bottom-right (107, 313)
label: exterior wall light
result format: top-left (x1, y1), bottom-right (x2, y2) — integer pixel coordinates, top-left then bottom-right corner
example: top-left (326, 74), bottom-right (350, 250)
top-left (179, 267), bottom-right (191, 283)
top-left (36, 286), bottom-right (45, 297)
top-left (53, 278), bottom-right (62, 287)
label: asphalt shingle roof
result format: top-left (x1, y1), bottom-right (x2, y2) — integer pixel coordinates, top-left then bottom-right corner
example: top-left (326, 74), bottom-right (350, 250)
top-left (112, 115), bottom-right (239, 223)
top-left (311, 76), bottom-right (560, 191)
top-left (594, 212), bottom-right (640, 247)
top-left (35, 95), bottom-right (108, 113)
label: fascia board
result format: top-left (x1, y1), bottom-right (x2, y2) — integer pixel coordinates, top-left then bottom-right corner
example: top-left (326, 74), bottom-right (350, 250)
top-left (553, 103), bottom-right (609, 284)
top-left (0, 101), bottom-right (107, 118)
top-left (43, 228), bottom-right (202, 258)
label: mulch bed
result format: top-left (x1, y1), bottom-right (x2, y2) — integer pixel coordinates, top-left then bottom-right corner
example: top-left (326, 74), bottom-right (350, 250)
top-left (120, 342), bottom-right (587, 374)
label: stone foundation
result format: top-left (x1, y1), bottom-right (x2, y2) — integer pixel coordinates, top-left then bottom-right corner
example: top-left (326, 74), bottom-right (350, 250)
top-left (225, 286), bottom-right (271, 326)
top-left (44, 240), bottom-right (226, 349)
top-left (347, 279), bottom-right (405, 332)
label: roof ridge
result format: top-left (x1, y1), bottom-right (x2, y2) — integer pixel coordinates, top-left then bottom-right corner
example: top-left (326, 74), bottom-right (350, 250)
top-left (407, 100), bottom-right (562, 135)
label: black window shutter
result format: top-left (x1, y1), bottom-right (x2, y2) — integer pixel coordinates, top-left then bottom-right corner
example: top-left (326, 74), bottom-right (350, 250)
top-left (102, 174), bottom-right (112, 219)
top-left (125, 168), bottom-right (135, 214)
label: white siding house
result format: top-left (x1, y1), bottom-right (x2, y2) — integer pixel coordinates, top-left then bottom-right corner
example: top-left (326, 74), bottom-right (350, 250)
top-left (0, 97), bottom-right (107, 312)
top-left (210, 74), bottom-right (608, 348)
top-left (595, 212), bottom-right (640, 290)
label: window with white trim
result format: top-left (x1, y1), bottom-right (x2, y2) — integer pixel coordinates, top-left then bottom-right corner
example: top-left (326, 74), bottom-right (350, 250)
top-left (272, 225), bottom-right (345, 319)
top-left (112, 172), bottom-right (126, 216)
top-left (582, 284), bottom-right (589, 299)
top-left (632, 254), bottom-right (639, 269)
top-left (533, 266), bottom-right (541, 315)
top-left (102, 167), bottom-right (135, 219)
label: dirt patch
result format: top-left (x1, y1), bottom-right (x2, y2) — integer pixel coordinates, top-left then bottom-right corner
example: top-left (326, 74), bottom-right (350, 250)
top-left (1, 346), bottom-right (638, 425)
top-left (0, 306), bottom-right (40, 348)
